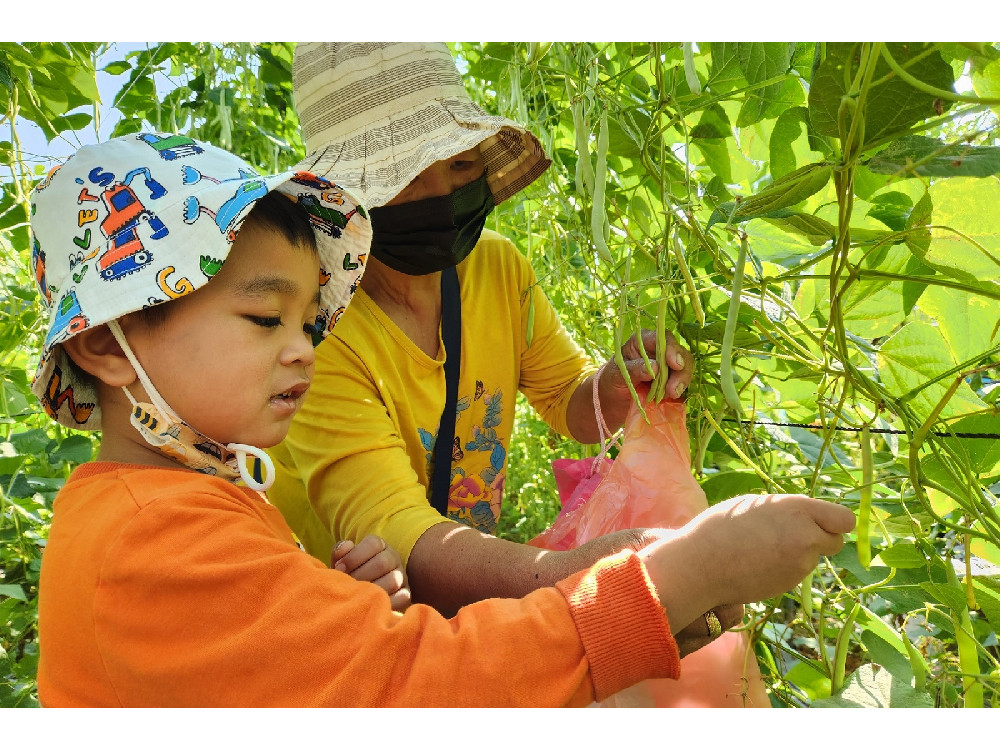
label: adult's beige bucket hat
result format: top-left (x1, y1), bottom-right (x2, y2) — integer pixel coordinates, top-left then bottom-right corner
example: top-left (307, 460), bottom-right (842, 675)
top-left (293, 42), bottom-right (551, 208)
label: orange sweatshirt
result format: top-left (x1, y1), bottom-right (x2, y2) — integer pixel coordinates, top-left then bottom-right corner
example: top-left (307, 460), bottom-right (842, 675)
top-left (37, 463), bottom-right (680, 707)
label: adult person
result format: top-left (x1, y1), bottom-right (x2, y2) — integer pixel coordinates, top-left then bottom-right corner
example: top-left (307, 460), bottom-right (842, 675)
top-left (267, 43), bottom-right (698, 617)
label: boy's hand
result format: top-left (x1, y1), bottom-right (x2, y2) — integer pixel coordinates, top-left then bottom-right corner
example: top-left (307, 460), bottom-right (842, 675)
top-left (332, 535), bottom-right (411, 612)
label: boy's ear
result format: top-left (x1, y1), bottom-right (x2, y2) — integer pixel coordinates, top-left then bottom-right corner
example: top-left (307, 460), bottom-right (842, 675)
top-left (61, 324), bottom-right (137, 388)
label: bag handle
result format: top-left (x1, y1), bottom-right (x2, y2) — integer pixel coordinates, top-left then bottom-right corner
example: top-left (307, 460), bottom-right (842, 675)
top-left (590, 361), bottom-right (621, 476)
top-left (430, 265), bottom-right (461, 515)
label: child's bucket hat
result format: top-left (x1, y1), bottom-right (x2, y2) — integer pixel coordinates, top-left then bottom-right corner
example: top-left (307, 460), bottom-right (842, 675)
top-left (292, 42), bottom-right (552, 208)
top-left (29, 133), bottom-right (371, 431)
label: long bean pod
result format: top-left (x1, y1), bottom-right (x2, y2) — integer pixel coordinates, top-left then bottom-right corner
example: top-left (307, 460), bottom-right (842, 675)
top-left (857, 424), bottom-right (873, 569)
top-left (682, 42), bottom-right (702, 95)
top-left (571, 96), bottom-right (595, 199)
top-left (946, 560), bottom-right (984, 707)
top-left (591, 108), bottom-right (613, 264)
top-left (672, 234), bottom-right (705, 327)
top-left (648, 291), bottom-right (668, 403)
top-left (719, 233), bottom-right (748, 417)
top-left (831, 600), bottom-right (861, 694)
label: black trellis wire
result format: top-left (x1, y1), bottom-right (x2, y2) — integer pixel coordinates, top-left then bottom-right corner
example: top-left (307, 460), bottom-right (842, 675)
top-left (721, 418), bottom-right (1000, 440)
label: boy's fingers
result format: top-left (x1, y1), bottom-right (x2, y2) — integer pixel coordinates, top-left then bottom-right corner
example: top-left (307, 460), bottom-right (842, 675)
top-left (334, 534), bottom-right (389, 574)
top-left (330, 539), bottom-right (354, 570)
top-left (373, 569), bottom-right (406, 595)
top-left (388, 586), bottom-right (412, 613)
top-left (346, 549), bottom-right (402, 583)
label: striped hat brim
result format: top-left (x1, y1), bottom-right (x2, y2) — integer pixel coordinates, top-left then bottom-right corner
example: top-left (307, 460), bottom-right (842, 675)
top-left (292, 42), bottom-right (551, 208)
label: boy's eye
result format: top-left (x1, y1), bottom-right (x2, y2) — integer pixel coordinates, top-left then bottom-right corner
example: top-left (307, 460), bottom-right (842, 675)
top-left (247, 315), bottom-right (281, 329)
top-left (305, 316), bottom-right (324, 346)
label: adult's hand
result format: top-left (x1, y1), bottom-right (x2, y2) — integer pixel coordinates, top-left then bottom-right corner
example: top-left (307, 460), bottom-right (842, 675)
top-left (673, 603), bottom-right (745, 658)
top-left (639, 494), bottom-right (855, 636)
top-left (407, 523), bottom-right (665, 616)
top-left (566, 328), bottom-right (694, 444)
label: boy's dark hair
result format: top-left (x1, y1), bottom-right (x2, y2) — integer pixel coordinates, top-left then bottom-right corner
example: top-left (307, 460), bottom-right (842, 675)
top-left (136, 191), bottom-right (317, 329)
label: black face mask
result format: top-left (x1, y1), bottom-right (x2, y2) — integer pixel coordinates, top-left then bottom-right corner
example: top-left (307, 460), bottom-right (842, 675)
top-left (368, 173), bottom-right (495, 276)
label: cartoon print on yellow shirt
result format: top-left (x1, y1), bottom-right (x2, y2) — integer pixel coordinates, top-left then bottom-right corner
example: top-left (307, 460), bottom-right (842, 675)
top-left (418, 383), bottom-right (506, 534)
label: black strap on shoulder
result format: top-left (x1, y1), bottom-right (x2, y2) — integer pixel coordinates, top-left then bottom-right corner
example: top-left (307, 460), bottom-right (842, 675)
top-left (430, 265), bottom-right (461, 516)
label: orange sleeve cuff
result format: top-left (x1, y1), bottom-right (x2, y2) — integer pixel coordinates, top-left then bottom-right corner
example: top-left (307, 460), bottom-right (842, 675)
top-left (556, 550), bottom-right (681, 701)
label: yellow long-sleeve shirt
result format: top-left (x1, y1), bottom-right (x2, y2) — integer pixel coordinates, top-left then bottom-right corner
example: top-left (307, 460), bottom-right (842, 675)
top-left (268, 229), bottom-right (596, 563)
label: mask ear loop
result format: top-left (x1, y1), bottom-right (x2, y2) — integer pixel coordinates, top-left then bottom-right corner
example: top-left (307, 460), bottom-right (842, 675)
top-left (108, 321), bottom-right (276, 492)
top-left (108, 320), bottom-right (181, 421)
top-left (226, 443), bottom-right (275, 493)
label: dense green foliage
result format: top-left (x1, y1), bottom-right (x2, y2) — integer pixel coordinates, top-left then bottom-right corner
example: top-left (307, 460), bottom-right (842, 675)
top-left (3, 42), bottom-right (1000, 707)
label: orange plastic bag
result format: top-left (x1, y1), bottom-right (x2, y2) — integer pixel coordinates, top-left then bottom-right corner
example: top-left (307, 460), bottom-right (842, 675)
top-left (530, 387), bottom-right (770, 707)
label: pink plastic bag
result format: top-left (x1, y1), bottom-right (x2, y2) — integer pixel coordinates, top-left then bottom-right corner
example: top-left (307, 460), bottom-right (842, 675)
top-left (530, 388), bottom-right (770, 707)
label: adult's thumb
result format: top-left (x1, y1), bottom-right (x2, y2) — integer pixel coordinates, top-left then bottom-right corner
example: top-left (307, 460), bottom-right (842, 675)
top-left (810, 500), bottom-right (857, 535)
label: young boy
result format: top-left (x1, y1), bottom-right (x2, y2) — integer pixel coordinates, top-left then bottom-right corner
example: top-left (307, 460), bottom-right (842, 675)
top-left (31, 135), bottom-right (855, 707)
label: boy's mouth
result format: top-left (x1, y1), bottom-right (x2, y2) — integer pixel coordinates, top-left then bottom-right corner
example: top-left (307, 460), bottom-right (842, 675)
top-left (271, 382), bottom-right (309, 409)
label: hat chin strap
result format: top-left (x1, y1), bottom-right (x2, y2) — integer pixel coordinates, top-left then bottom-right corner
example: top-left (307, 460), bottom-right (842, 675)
top-left (107, 320), bottom-right (275, 492)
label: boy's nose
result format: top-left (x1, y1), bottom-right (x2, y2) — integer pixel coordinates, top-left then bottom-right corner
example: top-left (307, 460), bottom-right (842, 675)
top-left (283, 331), bottom-right (316, 369)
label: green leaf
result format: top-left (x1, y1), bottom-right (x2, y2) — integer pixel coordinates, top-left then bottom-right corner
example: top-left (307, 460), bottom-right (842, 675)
top-left (699, 471), bottom-right (765, 504)
top-left (788, 426), bottom-right (853, 469)
top-left (939, 414), bottom-right (1000, 476)
top-left (5, 474), bottom-right (65, 499)
top-left (860, 630), bottom-right (914, 683)
top-left (921, 581), bottom-right (968, 615)
top-left (689, 103), bottom-right (731, 139)
top-left (920, 177), bottom-right (1000, 293)
top-left (49, 112), bottom-right (93, 134)
top-left (867, 136), bottom-right (1000, 178)
top-left (733, 43), bottom-right (794, 127)
top-left (101, 60), bottom-right (132, 76)
top-left (48, 434), bottom-right (93, 466)
top-left (0, 441), bottom-right (26, 475)
top-left (8, 428), bottom-right (51, 456)
top-left (812, 664), bottom-right (933, 708)
top-left (867, 191), bottom-right (913, 232)
top-left (706, 42), bottom-right (745, 93)
top-left (744, 217), bottom-right (824, 265)
top-left (875, 542), bottom-right (926, 568)
top-left (0, 57), bottom-right (12, 92)
top-left (918, 283), bottom-right (1000, 365)
top-left (740, 77), bottom-right (805, 128)
top-left (762, 212), bottom-right (836, 246)
top-left (808, 43), bottom-right (955, 145)
top-left (784, 660), bottom-right (831, 701)
top-left (877, 321), bottom-right (988, 422)
top-left (971, 59), bottom-right (1000, 101)
top-left (692, 139), bottom-right (733, 186)
top-left (973, 581), bottom-right (1000, 628)
top-left (855, 605), bottom-right (928, 682)
top-left (769, 106), bottom-right (809, 178)
top-left (0, 584), bottom-right (27, 603)
top-left (820, 243), bottom-right (913, 339)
